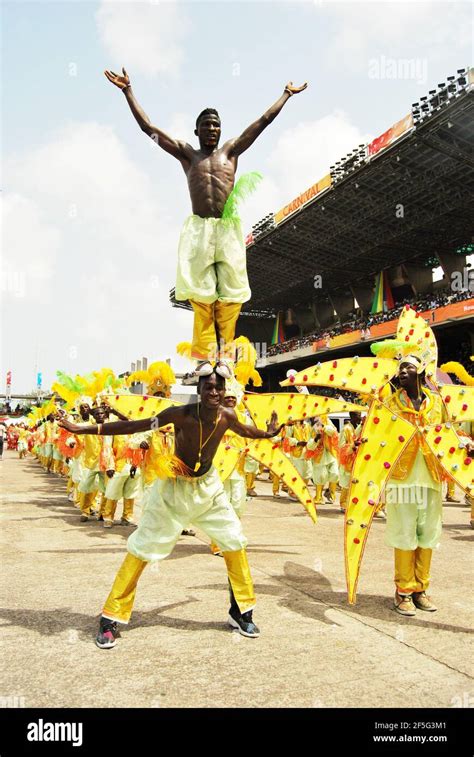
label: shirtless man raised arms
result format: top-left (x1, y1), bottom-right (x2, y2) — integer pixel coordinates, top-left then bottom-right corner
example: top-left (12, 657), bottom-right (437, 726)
top-left (104, 67), bottom-right (307, 358)
top-left (60, 362), bottom-right (282, 648)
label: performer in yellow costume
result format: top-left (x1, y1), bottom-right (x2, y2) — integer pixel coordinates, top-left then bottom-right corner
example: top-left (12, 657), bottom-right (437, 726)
top-left (338, 412), bottom-right (362, 512)
top-left (307, 415), bottom-right (339, 504)
top-left (285, 420), bottom-right (312, 495)
top-left (102, 433), bottom-right (140, 529)
top-left (384, 355), bottom-right (446, 616)
top-left (60, 361), bottom-right (284, 648)
top-left (17, 425), bottom-right (29, 459)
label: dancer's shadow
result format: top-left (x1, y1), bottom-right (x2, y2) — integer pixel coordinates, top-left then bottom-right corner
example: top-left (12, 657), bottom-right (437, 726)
top-left (192, 560), bottom-right (474, 635)
top-left (0, 597), bottom-right (228, 640)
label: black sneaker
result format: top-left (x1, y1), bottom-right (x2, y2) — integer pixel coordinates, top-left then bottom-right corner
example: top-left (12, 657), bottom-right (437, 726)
top-left (95, 616), bottom-right (120, 649)
top-left (228, 606), bottom-right (260, 638)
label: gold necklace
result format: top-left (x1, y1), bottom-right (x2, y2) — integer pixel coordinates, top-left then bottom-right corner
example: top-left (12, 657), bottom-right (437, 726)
top-left (194, 405), bottom-right (221, 472)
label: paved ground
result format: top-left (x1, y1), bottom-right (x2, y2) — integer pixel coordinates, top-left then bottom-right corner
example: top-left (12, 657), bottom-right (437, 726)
top-left (1, 450), bottom-right (473, 709)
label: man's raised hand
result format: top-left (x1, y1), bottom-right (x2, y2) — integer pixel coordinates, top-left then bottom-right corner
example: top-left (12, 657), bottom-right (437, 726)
top-left (104, 67), bottom-right (130, 90)
top-left (284, 81), bottom-right (308, 96)
top-left (267, 411), bottom-right (283, 437)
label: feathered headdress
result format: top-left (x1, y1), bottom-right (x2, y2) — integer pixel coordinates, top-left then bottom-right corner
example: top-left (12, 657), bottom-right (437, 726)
top-left (233, 336), bottom-right (262, 388)
top-left (126, 361), bottom-right (176, 397)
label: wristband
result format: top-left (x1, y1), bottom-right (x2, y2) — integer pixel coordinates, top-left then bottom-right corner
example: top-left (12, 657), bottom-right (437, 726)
top-left (122, 84), bottom-right (131, 92)
top-left (284, 87), bottom-right (293, 96)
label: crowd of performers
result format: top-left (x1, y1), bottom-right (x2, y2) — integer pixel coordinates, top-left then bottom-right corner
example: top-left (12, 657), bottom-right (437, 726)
top-left (9, 344), bottom-right (474, 649)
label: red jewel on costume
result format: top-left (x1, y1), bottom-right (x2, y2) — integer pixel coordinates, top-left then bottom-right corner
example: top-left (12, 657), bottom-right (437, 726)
top-left (332, 361), bottom-right (337, 368)
top-left (368, 499), bottom-right (375, 506)
top-left (139, 407), bottom-right (144, 412)
top-left (445, 396), bottom-right (451, 403)
top-left (465, 458), bottom-right (472, 466)
top-left (434, 436), bottom-right (442, 444)
top-left (449, 447), bottom-right (455, 454)
top-left (462, 404), bottom-right (468, 411)
top-left (352, 497), bottom-right (359, 504)
top-left (435, 425), bottom-right (442, 432)
top-left (373, 417), bottom-right (380, 424)
top-left (409, 329), bottom-right (414, 335)
top-left (398, 436), bottom-right (405, 442)
top-left (373, 362), bottom-right (378, 368)
top-left (353, 538), bottom-right (360, 544)
top-left (424, 331), bottom-right (429, 338)
top-left (303, 375), bottom-right (308, 381)
top-left (288, 405), bottom-right (293, 410)
top-left (292, 477), bottom-right (297, 482)
top-left (364, 454), bottom-right (371, 461)
top-left (329, 374), bottom-right (334, 381)
top-left (289, 376), bottom-right (295, 383)
top-left (362, 378), bottom-right (367, 385)
top-left (384, 462), bottom-right (391, 469)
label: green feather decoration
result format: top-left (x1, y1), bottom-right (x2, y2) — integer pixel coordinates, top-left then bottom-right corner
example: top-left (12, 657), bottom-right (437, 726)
top-left (370, 339), bottom-right (418, 358)
top-left (221, 171), bottom-right (263, 221)
top-left (55, 370), bottom-right (84, 394)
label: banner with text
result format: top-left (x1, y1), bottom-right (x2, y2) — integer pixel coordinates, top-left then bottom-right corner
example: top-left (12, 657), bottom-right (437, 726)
top-left (274, 174), bottom-right (332, 225)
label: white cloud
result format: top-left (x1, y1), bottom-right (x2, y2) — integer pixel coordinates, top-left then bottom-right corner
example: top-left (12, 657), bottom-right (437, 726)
top-left (2, 194), bottom-right (61, 304)
top-left (240, 110), bottom-right (372, 231)
top-left (96, 0), bottom-right (190, 78)
top-left (3, 121), bottom-right (194, 392)
top-left (321, 1), bottom-right (472, 74)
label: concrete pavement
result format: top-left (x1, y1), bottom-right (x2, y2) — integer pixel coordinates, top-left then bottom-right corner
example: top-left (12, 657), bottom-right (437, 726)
top-left (1, 450), bottom-right (473, 708)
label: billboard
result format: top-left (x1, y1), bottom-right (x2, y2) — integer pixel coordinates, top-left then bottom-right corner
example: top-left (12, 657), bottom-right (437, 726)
top-left (368, 113), bottom-right (413, 158)
top-left (274, 174), bottom-right (332, 225)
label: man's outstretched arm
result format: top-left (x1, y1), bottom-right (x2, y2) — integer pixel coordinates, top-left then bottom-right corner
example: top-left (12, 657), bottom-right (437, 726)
top-left (104, 67), bottom-right (192, 162)
top-left (227, 81), bottom-right (307, 158)
top-left (59, 406), bottom-right (178, 436)
top-left (227, 410), bottom-right (283, 440)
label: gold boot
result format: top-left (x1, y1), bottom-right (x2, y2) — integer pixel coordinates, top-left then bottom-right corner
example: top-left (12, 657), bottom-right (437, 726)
top-left (190, 300), bottom-right (217, 360)
top-left (214, 301), bottom-right (242, 357)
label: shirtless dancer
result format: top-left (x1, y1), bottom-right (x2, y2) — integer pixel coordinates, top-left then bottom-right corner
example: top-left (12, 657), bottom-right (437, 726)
top-left (104, 67), bottom-right (307, 358)
top-left (60, 362), bottom-right (282, 648)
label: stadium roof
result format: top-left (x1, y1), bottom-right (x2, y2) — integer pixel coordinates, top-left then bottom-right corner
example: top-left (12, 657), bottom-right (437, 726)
top-left (171, 67), bottom-right (473, 316)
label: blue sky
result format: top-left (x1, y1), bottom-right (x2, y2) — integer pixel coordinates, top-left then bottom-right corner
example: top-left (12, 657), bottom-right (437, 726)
top-left (3, 1), bottom-right (472, 392)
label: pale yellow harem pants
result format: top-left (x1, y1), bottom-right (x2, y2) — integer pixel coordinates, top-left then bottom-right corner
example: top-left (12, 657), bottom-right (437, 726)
top-left (386, 479), bottom-right (442, 595)
top-left (102, 467), bottom-right (255, 623)
top-left (175, 215), bottom-right (251, 359)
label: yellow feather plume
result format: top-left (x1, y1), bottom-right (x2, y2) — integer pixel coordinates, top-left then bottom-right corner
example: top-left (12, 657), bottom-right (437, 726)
top-left (440, 361), bottom-right (474, 386)
top-left (176, 341), bottom-right (192, 359)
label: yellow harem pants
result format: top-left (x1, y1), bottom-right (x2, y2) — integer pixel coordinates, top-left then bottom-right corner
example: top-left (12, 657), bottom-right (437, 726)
top-left (175, 215), bottom-right (251, 358)
top-left (102, 467), bottom-right (255, 623)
